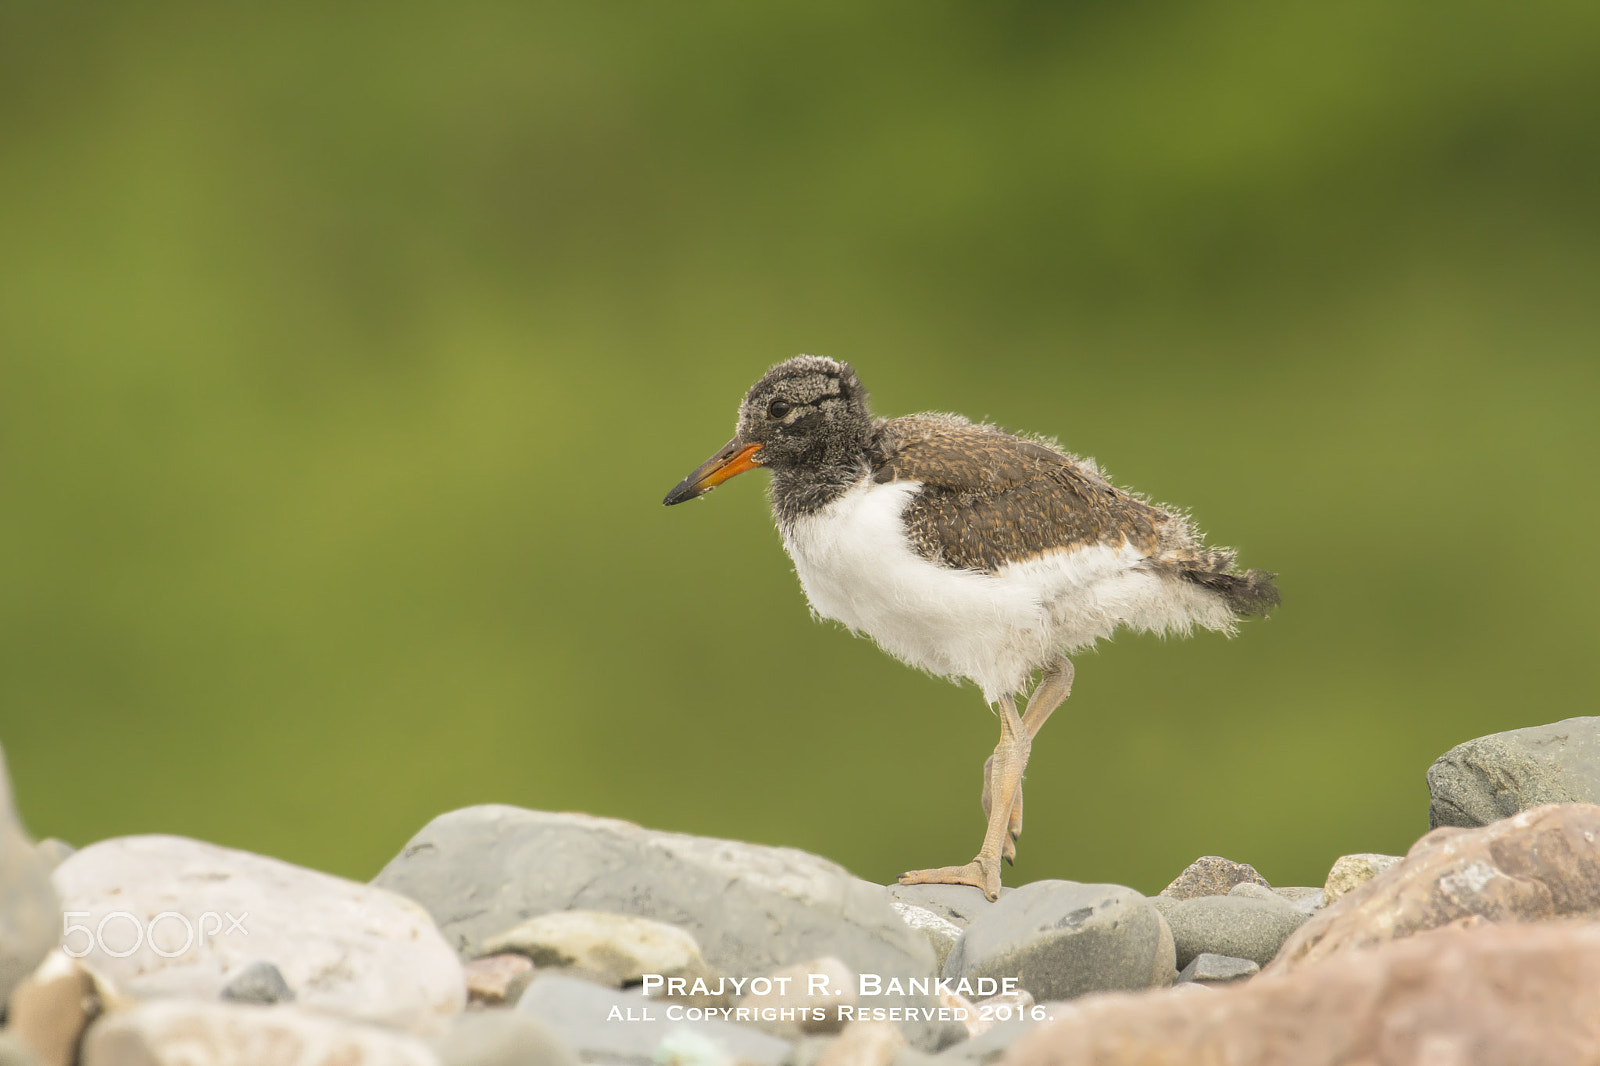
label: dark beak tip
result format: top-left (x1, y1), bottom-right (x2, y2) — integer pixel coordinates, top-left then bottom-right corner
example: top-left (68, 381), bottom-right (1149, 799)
top-left (662, 481), bottom-right (701, 506)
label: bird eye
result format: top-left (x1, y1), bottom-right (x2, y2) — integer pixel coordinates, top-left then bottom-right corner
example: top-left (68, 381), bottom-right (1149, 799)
top-left (767, 399), bottom-right (791, 419)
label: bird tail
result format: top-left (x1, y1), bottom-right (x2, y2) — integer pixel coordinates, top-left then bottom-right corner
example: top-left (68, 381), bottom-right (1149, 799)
top-left (1181, 562), bottom-right (1280, 618)
top-left (1163, 548), bottom-right (1279, 617)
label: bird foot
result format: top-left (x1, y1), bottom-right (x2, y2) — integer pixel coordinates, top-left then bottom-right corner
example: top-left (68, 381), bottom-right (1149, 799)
top-left (898, 858), bottom-right (1003, 901)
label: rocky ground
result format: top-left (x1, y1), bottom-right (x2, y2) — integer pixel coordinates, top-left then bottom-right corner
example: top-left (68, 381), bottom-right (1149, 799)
top-left (2, 716), bottom-right (1599, 1066)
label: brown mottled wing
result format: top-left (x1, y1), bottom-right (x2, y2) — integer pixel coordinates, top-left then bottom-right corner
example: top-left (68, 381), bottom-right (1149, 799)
top-left (871, 416), bottom-right (1168, 572)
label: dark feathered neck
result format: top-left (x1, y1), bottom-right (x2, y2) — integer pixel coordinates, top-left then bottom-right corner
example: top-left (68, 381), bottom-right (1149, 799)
top-left (767, 421), bottom-right (885, 527)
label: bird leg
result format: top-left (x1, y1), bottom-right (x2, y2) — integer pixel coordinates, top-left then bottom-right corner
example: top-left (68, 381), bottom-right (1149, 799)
top-left (982, 657), bottom-right (1075, 864)
top-left (900, 693), bottom-right (1030, 901)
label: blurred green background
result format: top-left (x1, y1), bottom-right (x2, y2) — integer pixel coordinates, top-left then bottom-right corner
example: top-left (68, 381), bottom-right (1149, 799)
top-left (2, 2), bottom-right (1596, 895)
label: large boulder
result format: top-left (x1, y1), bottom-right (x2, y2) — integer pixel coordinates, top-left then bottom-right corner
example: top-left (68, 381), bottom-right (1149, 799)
top-left (1274, 802), bottom-right (1600, 973)
top-left (1004, 920), bottom-right (1600, 1066)
top-left (373, 806), bottom-right (934, 980)
top-left (1428, 717), bottom-right (1600, 829)
top-left (52, 835), bottom-right (465, 1035)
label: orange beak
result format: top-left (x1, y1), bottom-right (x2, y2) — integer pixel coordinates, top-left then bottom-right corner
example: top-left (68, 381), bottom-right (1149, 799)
top-left (663, 438), bottom-right (765, 505)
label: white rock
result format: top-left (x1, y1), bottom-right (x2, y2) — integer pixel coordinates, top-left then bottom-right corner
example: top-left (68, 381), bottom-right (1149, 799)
top-left (81, 999), bottom-right (440, 1066)
top-left (479, 910), bottom-right (708, 987)
top-left (52, 835), bottom-right (465, 1035)
top-left (889, 901), bottom-right (964, 970)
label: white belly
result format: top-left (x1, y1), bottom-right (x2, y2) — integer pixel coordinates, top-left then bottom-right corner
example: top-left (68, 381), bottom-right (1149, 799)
top-left (778, 478), bottom-right (1231, 702)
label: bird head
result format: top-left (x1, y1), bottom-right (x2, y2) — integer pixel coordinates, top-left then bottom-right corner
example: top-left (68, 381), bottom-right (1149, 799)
top-left (663, 355), bottom-right (873, 505)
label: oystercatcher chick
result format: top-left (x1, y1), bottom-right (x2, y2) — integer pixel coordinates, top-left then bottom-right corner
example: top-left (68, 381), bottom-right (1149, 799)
top-left (663, 355), bottom-right (1278, 900)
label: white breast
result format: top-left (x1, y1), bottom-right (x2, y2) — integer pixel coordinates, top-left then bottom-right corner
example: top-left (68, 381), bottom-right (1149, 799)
top-left (778, 477), bottom-right (1233, 702)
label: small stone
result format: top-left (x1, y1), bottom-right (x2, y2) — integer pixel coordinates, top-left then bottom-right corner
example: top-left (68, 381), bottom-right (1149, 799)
top-left (943, 881), bottom-right (1174, 1001)
top-left (815, 1021), bottom-right (905, 1066)
top-left (53, 835), bottom-right (465, 1035)
top-left (0, 743), bottom-right (60, 1007)
top-left (479, 910), bottom-right (711, 989)
top-left (1226, 882), bottom-right (1278, 903)
top-left (1162, 894), bottom-right (1308, 969)
top-left (6, 951), bottom-right (96, 1066)
top-left (462, 954), bottom-right (535, 1007)
top-left (1176, 952), bottom-right (1260, 985)
top-left (221, 960), bottom-right (296, 1005)
top-left (432, 1010), bottom-right (578, 1066)
top-left (80, 999), bottom-right (439, 1066)
top-left (889, 901), bottom-right (964, 971)
top-left (1269, 886), bottom-right (1325, 917)
top-left (1427, 716), bottom-right (1600, 829)
top-left (516, 973), bottom-right (790, 1066)
top-left (1159, 856), bottom-right (1271, 900)
top-left (740, 957), bottom-right (855, 1036)
top-left (1320, 853), bottom-right (1403, 906)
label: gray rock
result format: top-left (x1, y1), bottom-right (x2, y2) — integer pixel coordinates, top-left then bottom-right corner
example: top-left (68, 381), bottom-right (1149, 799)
top-left (1146, 894), bottom-right (1178, 918)
top-left (1159, 856), bottom-right (1270, 900)
top-left (0, 743), bottom-right (60, 1007)
top-left (1175, 953), bottom-right (1259, 985)
top-left (80, 1000), bottom-right (440, 1066)
top-left (1162, 894), bottom-right (1307, 969)
top-left (884, 885), bottom-right (999, 928)
top-left (942, 881), bottom-right (1174, 1002)
top-left (54, 835), bottom-right (465, 1035)
top-left (221, 960), bottom-right (296, 1004)
top-left (374, 807), bottom-right (935, 982)
top-left (432, 1011), bottom-right (579, 1066)
top-left (516, 972), bottom-right (790, 1066)
top-left (1428, 716), bottom-right (1600, 829)
top-left (1269, 886), bottom-right (1325, 917)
